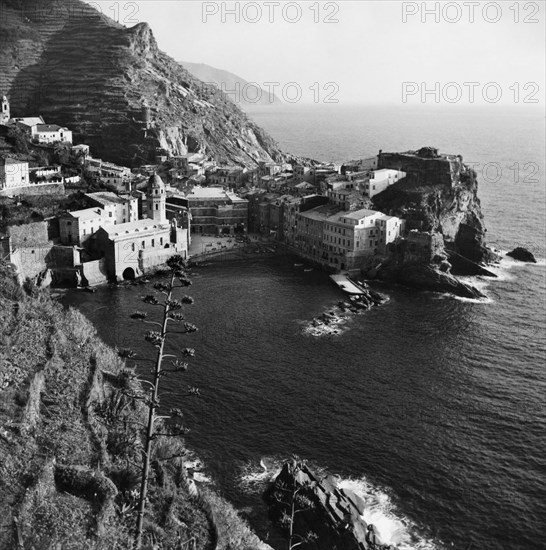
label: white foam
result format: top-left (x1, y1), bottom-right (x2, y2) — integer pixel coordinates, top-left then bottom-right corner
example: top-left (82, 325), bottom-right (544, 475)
top-left (240, 460), bottom-right (440, 549)
top-left (337, 477), bottom-right (440, 550)
top-left (239, 457), bottom-right (283, 493)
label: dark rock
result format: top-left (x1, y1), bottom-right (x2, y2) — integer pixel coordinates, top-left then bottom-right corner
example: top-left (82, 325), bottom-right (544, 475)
top-left (379, 263), bottom-right (485, 299)
top-left (507, 247), bottom-right (537, 263)
top-left (374, 149), bottom-right (496, 266)
top-left (264, 461), bottom-right (372, 550)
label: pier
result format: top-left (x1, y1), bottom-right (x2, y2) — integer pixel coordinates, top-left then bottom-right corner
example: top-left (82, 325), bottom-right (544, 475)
top-left (330, 274), bottom-right (366, 294)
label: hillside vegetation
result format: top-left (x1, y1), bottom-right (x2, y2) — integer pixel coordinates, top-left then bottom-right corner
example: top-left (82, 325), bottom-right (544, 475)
top-left (0, 261), bottom-right (270, 549)
top-left (0, 0), bottom-right (285, 168)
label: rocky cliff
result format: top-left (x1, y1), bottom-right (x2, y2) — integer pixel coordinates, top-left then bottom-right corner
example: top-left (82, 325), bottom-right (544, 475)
top-left (0, 0), bottom-right (285, 167)
top-left (374, 147), bottom-right (497, 268)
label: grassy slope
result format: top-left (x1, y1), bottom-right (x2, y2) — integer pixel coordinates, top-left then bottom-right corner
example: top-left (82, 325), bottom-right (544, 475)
top-left (0, 261), bottom-right (269, 550)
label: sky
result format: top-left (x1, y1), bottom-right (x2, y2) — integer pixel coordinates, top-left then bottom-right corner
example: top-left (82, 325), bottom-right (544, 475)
top-left (84, 0), bottom-right (546, 107)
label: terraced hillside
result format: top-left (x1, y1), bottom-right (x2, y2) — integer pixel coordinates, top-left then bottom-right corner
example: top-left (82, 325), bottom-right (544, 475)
top-left (0, 0), bottom-right (285, 167)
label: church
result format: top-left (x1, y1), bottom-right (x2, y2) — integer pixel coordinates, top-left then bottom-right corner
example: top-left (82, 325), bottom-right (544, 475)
top-left (92, 173), bottom-right (190, 281)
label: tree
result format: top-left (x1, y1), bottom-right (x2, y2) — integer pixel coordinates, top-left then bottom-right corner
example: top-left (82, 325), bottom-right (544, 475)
top-left (128, 255), bottom-right (198, 549)
top-left (272, 460), bottom-right (318, 550)
top-left (6, 126), bottom-right (29, 155)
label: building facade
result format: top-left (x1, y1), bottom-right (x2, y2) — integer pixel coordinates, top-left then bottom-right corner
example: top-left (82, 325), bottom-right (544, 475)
top-left (363, 169), bottom-right (406, 198)
top-left (167, 186), bottom-right (248, 235)
top-left (32, 124), bottom-right (73, 144)
top-left (297, 207), bottom-right (405, 269)
top-left (0, 158), bottom-right (30, 191)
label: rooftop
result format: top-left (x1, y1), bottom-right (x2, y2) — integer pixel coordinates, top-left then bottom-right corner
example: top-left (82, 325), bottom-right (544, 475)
top-left (102, 219), bottom-right (170, 239)
top-left (0, 157), bottom-right (27, 166)
top-left (13, 116), bottom-right (45, 126)
top-left (185, 186), bottom-right (228, 199)
top-left (86, 191), bottom-right (130, 206)
top-left (35, 124), bottom-right (68, 132)
top-left (341, 209), bottom-right (378, 220)
top-left (68, 208), bottom-right (103, 221)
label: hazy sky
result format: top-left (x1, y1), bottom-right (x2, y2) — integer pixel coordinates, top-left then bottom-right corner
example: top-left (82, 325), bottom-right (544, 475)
top-left (85, 1), bottom-right (545, 106)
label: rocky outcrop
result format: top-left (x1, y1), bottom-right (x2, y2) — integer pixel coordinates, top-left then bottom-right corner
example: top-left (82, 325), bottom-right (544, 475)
top-left (507, 247), bottom-right (537, 263)
top-left (374, 147), bottom-right (498, 268)
top-left (265, 461), bottom-right (394, 550)
top-left (376, 263), bottom-right (486, 300)
top-left (0, 0), bottom-right (285, 167)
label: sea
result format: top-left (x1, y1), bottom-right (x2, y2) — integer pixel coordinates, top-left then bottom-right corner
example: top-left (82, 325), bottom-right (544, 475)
top-left (60, 104), bottom-right (545, 550)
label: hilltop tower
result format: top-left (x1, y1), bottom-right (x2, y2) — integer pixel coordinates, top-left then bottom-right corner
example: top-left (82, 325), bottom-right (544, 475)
top-left (0, 96), bottom-right (10, 125)
top-left (147, 172), bottom-right (166, 222)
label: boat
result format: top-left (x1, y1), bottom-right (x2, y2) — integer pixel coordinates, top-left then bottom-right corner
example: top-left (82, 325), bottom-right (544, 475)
top-left (304, 268), bottom-right (313, 272)
top-left (294, 263), bottom-right (304, 267)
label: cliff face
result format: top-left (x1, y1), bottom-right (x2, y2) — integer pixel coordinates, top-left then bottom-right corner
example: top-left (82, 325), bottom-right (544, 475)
top-left (374, 148), bottom-right (495, 265)
top-left (0, 0), bottom-right (284, 167)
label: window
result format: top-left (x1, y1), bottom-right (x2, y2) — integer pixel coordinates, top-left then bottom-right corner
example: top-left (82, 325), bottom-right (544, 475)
top-left (151, 239), bottom-right (155, 247)
top-left (155, 204), bottom-right (158, 210)
top-left (142, 240), bottom-right (145, 249)
top-left (109, 212), bottom-right (112, 217)
top-left (160, 237), bottom-right (163, 246)
top-left (131, 243), bottom-right (135, 252)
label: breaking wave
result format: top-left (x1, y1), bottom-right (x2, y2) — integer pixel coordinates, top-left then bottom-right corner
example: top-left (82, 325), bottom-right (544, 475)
top-left (239, 458), bottom-right (441, 549)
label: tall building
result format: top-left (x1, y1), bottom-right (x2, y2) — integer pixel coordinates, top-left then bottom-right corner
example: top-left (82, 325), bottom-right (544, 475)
top-left (0, 96), bottom-right (10, 125)
top-left (146, 173), bottom-right (166, 222)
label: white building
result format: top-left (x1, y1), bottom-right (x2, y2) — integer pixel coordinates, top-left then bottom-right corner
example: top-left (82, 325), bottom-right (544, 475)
top-left (92, 174), bottom-right (189, 280)
top-left (364, 169), bottom-right (406, 198)
top-left (0, 158), bottom-right (30, 191)
top-left (32, 124), bottom-right (73, 144)
top-left (298, 206), bottom-right (405, 269)
top-left (59, 192), bottom-right (138, 245)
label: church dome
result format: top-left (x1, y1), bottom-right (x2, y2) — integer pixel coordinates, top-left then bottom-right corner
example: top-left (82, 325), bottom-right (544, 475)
top-left (148, 172), bottom-right (165, 190)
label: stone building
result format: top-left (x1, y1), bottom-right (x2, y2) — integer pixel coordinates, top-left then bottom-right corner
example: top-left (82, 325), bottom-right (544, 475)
top-left (91, 173), bottom-right (188, 280)
top-left (59, 192), bottom-right (138, 245)
top-left (297, 206), bottom-right (405, 269)
top-left (167, 186), bottom-right (248, 235)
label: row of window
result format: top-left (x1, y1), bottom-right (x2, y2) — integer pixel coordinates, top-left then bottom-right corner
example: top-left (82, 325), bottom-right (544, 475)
top-left (130, 237), bottom-right (164, 251)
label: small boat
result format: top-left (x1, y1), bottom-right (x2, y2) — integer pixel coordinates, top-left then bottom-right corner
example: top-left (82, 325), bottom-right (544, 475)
top-left (294, 263), bottom-right (304, 267)
top-left (304, 268), bottom-right (313, 272)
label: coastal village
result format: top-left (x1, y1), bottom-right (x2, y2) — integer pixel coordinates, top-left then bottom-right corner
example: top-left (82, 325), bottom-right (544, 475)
top-left (1, 94), bottom-right (447, 288)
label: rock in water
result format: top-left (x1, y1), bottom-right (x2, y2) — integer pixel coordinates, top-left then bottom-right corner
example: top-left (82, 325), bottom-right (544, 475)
top-left (264, 461), bottom-right (370, 550)
top-left (507, 247), bottom-right (537, 263)
top-left (379, 264), bottom-right (486, 299)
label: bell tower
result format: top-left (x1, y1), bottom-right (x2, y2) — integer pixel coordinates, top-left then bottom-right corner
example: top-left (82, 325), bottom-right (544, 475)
top-left (147, 172), bottom-right (166, 222)
top-left (0, 96), bottom-right (10, 125)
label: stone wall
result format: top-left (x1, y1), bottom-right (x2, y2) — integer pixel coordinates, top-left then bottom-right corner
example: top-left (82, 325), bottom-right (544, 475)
top-left (378, 150), bottom-right (462, 188)
top-left (0, 182), bottom-right (65, 197)
top-left (80, 259), bottom-right (108, 286)
top-left (8, 221), bottom-right (49, 247)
